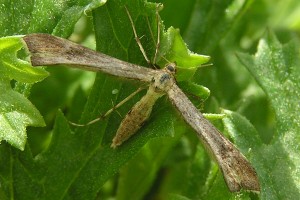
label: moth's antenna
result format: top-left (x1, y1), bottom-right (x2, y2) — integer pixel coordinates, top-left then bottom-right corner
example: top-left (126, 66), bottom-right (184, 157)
top-left (161, 55), bottom-right (173, 64)
top-left (125, 6), bottom-right (151, 65)
top-left (146, 4), bottom-right (162, 65)
top-left (153, 4), bottom-right (161, 64)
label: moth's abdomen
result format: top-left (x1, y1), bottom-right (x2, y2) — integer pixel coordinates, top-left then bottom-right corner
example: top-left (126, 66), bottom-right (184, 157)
top-left (111, 86), bottom-right (163, 148)
top-left (111, 103), bottom-right (150, 148)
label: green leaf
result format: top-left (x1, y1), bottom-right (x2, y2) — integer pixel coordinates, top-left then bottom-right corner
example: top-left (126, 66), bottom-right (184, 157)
top-left (0, 36), bottom-right (47, 150)
top-left (158, 27), bottom-right (210, 81)
top-left (167, 193), bottom-right (192, 200)
top-left (52, 0), bottom-right (107, 37)
top-left (182, 0), bottom-right (249, 53)
top-left (115, 135), bottom-right (180, 200)
top-left (236, 31), bottom-right (300, 199)
top-left (177, 81), bottom-right (210, 102)
top-left (0, 78), bottom-right (45, 150)
top-left (0, 36), bottom-right (48, 83)
top-left (0, 0), bottom-right (106, 37)
top-left (31, 0), bottom-right (106, 35)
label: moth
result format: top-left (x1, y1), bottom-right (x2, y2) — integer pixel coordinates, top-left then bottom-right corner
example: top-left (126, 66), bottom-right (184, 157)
top-left (22, 7), bottom-right (260, 193)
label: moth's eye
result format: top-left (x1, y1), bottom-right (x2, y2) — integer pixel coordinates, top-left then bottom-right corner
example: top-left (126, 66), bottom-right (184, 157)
top-left (167, 65), bottom-right (175, 72)
top-left (166, 63), bottom-right (176, 73)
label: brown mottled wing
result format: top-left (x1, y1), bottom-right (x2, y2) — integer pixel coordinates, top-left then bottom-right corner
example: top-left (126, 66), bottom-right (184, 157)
top-left (23, 33), bottom-right (155, 82)
top-left (167, 84), bottom-right (260, 192)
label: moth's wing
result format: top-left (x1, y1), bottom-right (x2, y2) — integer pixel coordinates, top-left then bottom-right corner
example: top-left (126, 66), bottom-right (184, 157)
top-left (23, 33), bottom-right (155, 82)
top-left (167, 84), bottom-right (260, 192)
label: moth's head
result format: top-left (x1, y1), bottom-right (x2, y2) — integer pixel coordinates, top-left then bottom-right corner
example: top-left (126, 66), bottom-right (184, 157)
top-left (151, 62), bottom-right (176, 93)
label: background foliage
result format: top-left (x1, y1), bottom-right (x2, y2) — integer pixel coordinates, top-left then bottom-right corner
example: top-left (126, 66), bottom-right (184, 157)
top-left (0, 0), bottom-right (300, 199)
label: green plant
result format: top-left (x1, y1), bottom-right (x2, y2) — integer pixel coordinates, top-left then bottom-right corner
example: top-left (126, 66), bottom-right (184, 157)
top-left (0, 0), bottom-right (299, 199)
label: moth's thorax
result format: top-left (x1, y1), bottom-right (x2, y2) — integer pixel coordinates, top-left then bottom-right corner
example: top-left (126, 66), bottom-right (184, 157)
top-left (150, 63), bottom-right (176, 93)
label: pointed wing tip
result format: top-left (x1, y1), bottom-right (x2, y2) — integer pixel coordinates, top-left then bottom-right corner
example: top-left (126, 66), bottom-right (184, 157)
top-left (23, 34), bottom-right (54, 66)
top-left (222, 156), bottom-right (261, 193)
top-left (227, 178), bottom-right (260, 193)
top-left (23, 33), bottom-right (54, 52)
top-left (23, 34), bottom-right (72, 66)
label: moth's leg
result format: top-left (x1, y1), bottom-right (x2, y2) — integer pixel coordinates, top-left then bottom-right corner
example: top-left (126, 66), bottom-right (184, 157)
top-left (110, 99), bottom-right (123, 118)
top-left (125, 6), bottom-right (151, 65)
top-left (69, 87), bottom-right (145, 127)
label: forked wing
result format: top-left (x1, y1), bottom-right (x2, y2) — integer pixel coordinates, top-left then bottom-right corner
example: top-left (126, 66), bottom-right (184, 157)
top-left (167, 84), bottom-right (260, 192)
top-left (23, 34), bottom-right (155, 82)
